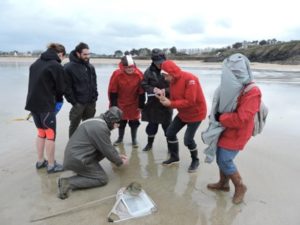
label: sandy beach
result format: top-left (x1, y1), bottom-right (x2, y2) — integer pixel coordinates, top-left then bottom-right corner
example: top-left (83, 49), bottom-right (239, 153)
top-left (0, 57), bottom-right (300, 225)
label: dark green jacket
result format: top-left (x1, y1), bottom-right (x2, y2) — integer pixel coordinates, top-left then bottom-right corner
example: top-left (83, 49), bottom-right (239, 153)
top-left (63, 116), bottom-right (122, 178)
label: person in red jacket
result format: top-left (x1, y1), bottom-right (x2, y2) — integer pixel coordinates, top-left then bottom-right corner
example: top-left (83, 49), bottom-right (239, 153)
top-left (206, 53), bottom-right (261, 204)
top-left (156, 60), bottom-right (207, 173)
top-left (108, 54), bottom-right (145, 147)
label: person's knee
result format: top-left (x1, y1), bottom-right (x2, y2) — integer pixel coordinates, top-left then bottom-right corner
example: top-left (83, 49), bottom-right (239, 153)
top-left (146, 123), bottom-right (158, 135)
top-left (37, 128), bottom-right (46, 138)
top-left (183, 137), bottom-right (188, 146)
top-left (97, 176), bottom-right (108, 186)
top-left (184, 137), bottom-right (196, 149)
top-left (70, 105), bottom-right (84, 122)
top-left (45, 128), bottom-right (55, 140)
top-left (218, 159), bottom-right (236, 175)
top-left (129, 120), bottom-right (140, 128)
top-left (166, 129), bottom-right (176, 140)
top-left (119, 120), bottom-right (127, 129)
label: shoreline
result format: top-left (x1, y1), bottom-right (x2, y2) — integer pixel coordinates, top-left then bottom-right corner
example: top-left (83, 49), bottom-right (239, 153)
top-left (1, 56), bottom-right (300, 72)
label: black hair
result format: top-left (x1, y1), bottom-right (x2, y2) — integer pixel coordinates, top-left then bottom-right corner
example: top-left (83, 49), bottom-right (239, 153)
top-left (75, 42), bottom-right (89, 53)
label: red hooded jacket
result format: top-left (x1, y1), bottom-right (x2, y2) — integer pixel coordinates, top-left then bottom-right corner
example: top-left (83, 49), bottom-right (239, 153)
top-left (218, 86), bottom-right (261, 150)
top-left (161, 60), bottom-right (207, 122)
top-left (108, 63), bottom-right (144, 120)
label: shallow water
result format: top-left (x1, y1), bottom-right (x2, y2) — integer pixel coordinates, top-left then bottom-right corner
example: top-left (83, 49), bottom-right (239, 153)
top-left (0, 62), bottom-right (300, 225)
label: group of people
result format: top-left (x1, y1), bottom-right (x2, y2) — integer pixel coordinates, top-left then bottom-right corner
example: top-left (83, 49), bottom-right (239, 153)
top-left (25, 42), bottom-right (261, 204)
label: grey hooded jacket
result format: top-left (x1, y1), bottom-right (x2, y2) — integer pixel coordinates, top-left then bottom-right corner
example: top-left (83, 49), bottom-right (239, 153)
top-left (202, 53), bottom-right (254, 163)
top-left (63, 117), bottom-right (123, 178)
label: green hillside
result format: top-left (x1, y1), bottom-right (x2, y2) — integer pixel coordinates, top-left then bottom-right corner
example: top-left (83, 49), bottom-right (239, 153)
top-left (205, 40), bottom-right (300, 64)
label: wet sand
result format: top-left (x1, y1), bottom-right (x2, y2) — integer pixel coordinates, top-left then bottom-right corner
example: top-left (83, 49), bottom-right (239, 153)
top-left (0, 57), bottom-right (300, 225)
top-left (1, 110), bottom-right (300, 225)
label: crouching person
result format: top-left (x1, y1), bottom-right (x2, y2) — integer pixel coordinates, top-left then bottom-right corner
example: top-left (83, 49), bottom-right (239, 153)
top-left (57, 106), bottom-right (128, 199)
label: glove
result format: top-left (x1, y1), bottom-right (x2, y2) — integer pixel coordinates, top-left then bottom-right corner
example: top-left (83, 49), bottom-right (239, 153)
top-left (55, 102), bottom-right (63, 114)
top-left (215, 112), bottom-right (221, 121)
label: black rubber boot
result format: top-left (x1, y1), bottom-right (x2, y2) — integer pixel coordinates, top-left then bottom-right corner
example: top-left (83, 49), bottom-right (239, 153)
top-left (57, 177), bottom-right (72, 200)
top-left (162, 141), bottom-right (179, 165)
top-left (114, 128), bottom-right (125, 146)
top-left (131, 127), bottom-right (139, 148)
top-left (143, 136), bottom-right (155, 151)
top-left (188, 149), bottom-right (200, 173)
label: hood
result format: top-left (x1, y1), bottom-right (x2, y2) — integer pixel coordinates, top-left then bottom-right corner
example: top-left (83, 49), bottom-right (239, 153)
top-left (100, 106), bottom-right (123, 130)
top-left (118, 61), bottom-right (139, 74)
top-left (161, 60), bottom-right (181, 79)
top-left (40, 48), bottom-right (61, 63)
top-left (218, 53), bottom-right (254, 113)
top-left (223, 53), bottom-right (253, 85)
top-left (69, 50), bottom-right (89, 64)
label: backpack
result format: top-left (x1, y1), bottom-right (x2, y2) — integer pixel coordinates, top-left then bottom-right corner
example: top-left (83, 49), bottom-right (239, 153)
top-left (243, 83), bottom-right (268, 136)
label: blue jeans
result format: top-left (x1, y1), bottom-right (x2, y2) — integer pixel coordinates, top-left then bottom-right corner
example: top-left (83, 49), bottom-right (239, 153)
top-left (216, 147), bottom-right (239, 175)
top-left (166, 115), bottom-right (201, 150)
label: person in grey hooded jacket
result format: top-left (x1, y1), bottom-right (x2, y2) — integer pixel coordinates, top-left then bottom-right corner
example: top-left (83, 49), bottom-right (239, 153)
top-left (58, 107), bottom-right (128, 199)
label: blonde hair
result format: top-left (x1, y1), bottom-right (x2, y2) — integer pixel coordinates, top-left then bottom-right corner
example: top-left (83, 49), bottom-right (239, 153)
top-left (47, 43), bottom-right (66, 56)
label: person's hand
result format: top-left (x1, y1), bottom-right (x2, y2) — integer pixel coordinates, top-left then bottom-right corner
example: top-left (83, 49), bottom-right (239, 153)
top-left (120, 154), bottom-right (129, 166)
top-left (153, 87), bottom-right (160, 94)
top-left (153, 87), bottom-right (165, 96)
top-left (156, 94), bottom-right (171, 107)
top-left (55, 102), bottom-right (63, 114)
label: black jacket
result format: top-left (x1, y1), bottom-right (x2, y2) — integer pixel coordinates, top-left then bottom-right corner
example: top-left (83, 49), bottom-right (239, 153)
top-left (25, 48), bottom-right (65, 113)
top-left (141, 63), bottom-right (173, 123)
top-left (64, 50), bottom-right (98, 105)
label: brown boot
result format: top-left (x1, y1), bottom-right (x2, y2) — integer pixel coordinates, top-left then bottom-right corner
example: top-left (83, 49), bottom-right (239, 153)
top-left (207, 170), bottom-right (230, 192)
top-left (229, 171), bottom-right (247, 204)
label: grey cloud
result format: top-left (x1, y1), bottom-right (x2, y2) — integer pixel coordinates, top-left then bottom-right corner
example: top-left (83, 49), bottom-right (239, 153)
top-left (102, 22), bottom-right (161, 38)
top-left (216, 19), bottom-right (232, 29)
top-left (172, 18), bottom-right (205, 34)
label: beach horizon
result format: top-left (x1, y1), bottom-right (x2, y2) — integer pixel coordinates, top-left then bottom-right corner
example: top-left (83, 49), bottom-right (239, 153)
top-left (2, 56), bottom-right (300, 72)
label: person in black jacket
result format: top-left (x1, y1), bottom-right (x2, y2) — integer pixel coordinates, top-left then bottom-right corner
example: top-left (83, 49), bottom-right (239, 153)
top-left (25, 43), bottom-right (66, 174)
top-left (141, 49), bottom-right (173, 151)
top-left (64, 42), bottom-right (98, 137)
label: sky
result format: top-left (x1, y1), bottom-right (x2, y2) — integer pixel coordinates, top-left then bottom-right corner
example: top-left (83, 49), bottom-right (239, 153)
top-left (0, 0), bottom-right (299, 54)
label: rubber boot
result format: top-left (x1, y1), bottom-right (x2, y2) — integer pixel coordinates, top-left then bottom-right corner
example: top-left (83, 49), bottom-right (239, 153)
top-left (58, 175), bottom-right (108, 200)
top-left (162, 141), bottom-right (179, 165)
top-left (114, 128), bottom-right (125, 146)
top-left (131, 127), bottom-right (139, 148)
top-left (188, 149), bottom-right (200, 173)
top-left (143, 136), bottom-right (155, 151)
top-left (207, 170), bottom-right (230, 192)
top-left (229, 171), bottom-right (247, 204)
top-left (57, 177), bottom-right (72, 200)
